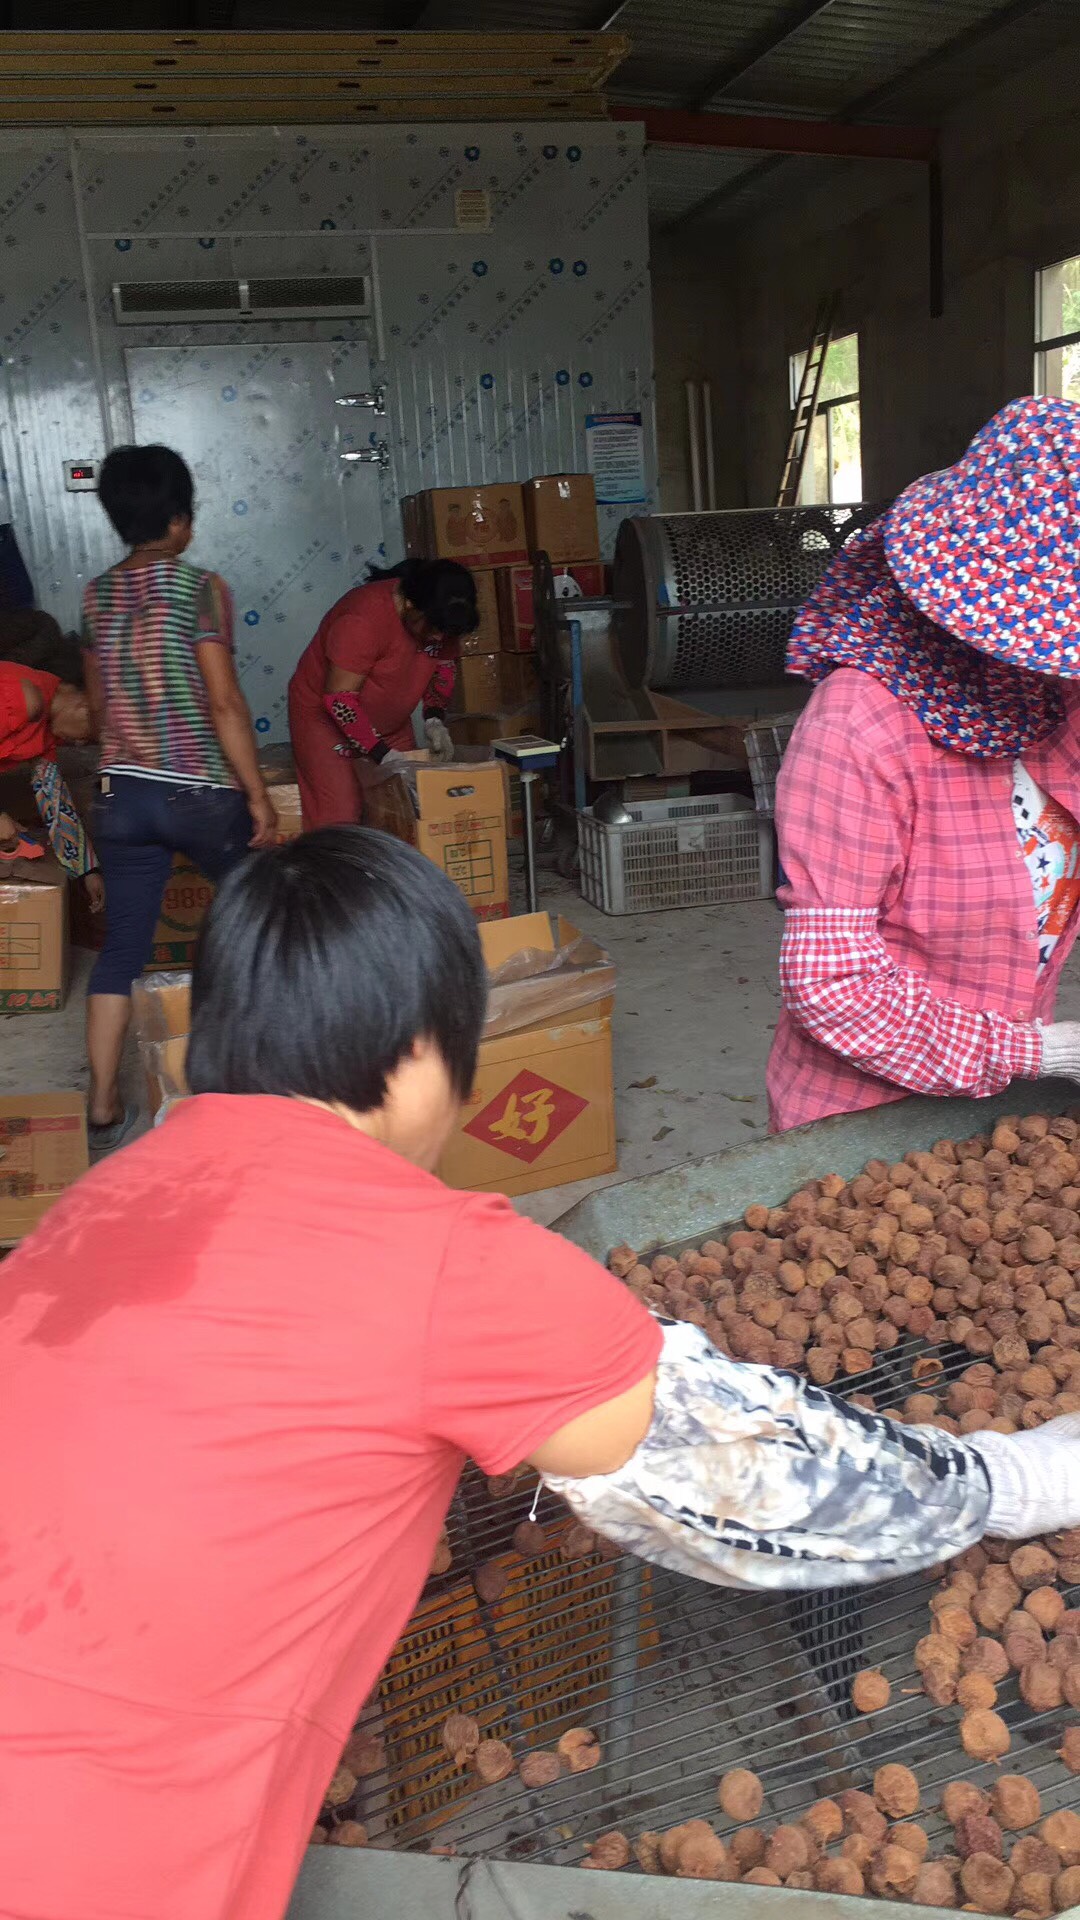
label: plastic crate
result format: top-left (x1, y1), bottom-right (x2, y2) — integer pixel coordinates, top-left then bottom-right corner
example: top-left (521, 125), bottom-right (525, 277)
top-left (375, 1548), bottom-right (657, 1838)
top-left (577, 794), bottom-right (773, 915)
top-left (743, 712), bottom-right (803, 818)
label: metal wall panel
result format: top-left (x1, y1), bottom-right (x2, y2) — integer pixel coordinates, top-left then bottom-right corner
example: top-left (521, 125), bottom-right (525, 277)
top-left (0, 121), bottom-right (654, 725)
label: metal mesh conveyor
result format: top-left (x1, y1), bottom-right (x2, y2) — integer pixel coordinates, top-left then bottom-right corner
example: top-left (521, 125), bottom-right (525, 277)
top-left (331, 1085), bottom-right (1080, 1894)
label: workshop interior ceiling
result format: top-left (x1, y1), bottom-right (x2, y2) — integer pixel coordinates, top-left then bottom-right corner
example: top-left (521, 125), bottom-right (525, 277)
top-left (2, 0), bottom-right (1079, 227)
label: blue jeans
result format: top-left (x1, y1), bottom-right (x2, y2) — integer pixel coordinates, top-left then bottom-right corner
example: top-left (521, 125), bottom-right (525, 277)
top-left (89, 775), bottom-right (253, 995)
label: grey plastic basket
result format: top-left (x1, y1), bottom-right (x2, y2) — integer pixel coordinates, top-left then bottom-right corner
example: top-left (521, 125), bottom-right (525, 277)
top-left (577, 794), bottom-right (773, 915)
top-left (743, 712), bottom-right (803, 817)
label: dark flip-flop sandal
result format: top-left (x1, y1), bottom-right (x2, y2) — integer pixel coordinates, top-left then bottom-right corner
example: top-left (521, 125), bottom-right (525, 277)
top-left (88, 1102), bottom-right (140, 1157)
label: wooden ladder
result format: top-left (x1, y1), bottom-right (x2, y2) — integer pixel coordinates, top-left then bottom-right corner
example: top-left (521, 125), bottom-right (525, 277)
top-left (776, 294), bottom-right (838, 508)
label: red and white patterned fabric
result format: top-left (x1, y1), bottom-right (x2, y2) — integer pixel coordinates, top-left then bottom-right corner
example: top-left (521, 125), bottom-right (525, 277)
top-left (767, 671), bottom-right (1080, 1132)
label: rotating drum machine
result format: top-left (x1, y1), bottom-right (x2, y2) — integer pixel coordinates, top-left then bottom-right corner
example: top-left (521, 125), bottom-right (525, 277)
top-left (533, 504), bottom-right (880, 792)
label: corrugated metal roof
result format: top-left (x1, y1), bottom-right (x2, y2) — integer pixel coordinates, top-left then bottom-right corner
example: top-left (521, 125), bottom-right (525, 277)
top-left (644, 143), bottom-right (762, 224)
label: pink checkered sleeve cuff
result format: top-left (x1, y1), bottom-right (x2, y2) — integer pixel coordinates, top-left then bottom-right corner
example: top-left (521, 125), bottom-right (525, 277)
top-left (780, 908), bottom-right (1042, 1098)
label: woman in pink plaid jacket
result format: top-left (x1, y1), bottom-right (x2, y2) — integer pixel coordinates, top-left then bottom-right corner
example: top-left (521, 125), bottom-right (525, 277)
top-left (769, 397), bottom-right (1080, 1132)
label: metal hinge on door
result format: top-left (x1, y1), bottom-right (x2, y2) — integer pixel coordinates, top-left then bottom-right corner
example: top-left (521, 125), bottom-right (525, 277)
top-left (336, 386), bottom-right (386, 416)
top-left (340, 441), bottom-right (390, 472)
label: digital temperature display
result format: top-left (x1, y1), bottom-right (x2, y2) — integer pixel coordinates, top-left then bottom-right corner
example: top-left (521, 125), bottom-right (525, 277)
top-left (64, 460), bottom-right (98, 492)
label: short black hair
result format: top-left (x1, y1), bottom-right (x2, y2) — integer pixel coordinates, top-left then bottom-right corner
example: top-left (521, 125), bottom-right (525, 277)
top-left (392, 559), bottom-right (479, 639)
top-left (186, 827), bottom-right (486, 1112)
top-left (97, 444), bottom-right (194, 547)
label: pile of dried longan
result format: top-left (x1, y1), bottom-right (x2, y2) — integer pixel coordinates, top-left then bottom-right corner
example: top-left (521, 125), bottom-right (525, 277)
top-left (599, 1114), bottom-right (1080, 1907)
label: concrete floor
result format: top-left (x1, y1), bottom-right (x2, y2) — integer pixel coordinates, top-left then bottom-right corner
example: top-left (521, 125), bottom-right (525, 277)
top-left (7, 868), bottom-right (1080, 1231)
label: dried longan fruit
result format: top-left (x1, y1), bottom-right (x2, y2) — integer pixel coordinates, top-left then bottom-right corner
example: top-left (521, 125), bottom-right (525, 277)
top-left (912, 1861), bottom-right (959, 1907)
top-left (973, 1587), bottom-right (1018, 1634)
top-left (583, 1830), bottom-right (631, 1872)
top-left (842, 1833), bottom-right (876, 1869)
top-left (512, 1520), bottom-right (547, 1559)
top-left (959, 1852), bottom-right (1015, 1913)
top-left (839, 1788), bottom-right (888, 1843)
top-left (990, 1777), bottom-right (1041, 1833)
top-left (677, 1826), bottom-right (733, 1881)
top-left (1043, 1813), bottom-right (1080, 1867)
top-left (309, 1825), bottom-right (329, 1845)
top-left (330, 1821), bottom-right (368, 1847)
top-left (765, 1825), bottom-right (811, 1878)
top-left (802, 1798), bottom-right (843, 1845)
top-left (441, 1714), bottom-right (480, 1766)
top-left (957, 1672), bottom-right (998, 1710)
top-left (658, 1826), bottom-right (694, 1874)
top-left (717, 1767), bottom-right (763, 1821)
top-left (472, 1739), bottom-right (515, 1784)
top-left (874, 1764), bottom-right (920, 1818)
top-left (742, 1866), bottom-right (782, 1885)
top-left (815, 1858), bottom-right (865, 1895)
top-left (323, 1765), bottom-right (357, 1807)
top-left (944, 1782), bottom-right (991, 1825)
top-left (916, 1632), bottom-right (962, 1677)
top-left (869, 1843), bottom-right (920, 1895)
top-left (963, 1638), bottom-right (1011, 1683)
top-left (1024, 1588), bottom-right (1065, 1632)
top-left (806, 1346), bottom-right (839, 1385)
top-left (557, 1727), bottom-right (600, 1772)
top-left (632, 1832), bottom-right (662, 1875)
top-left (1011, 1544), bottom-right (1059, 1589)
top-left (1059, 1727), bottom-right (1080, 1773)
top-left (518, 1751), bottom-right (561, 1788)
top-left (961, 1708), bottom-right (1011, 1761)
top-left (955, 1813), bottom-right (1005, 1860)
top-left (430, 1531), bottom-right (453, 1577)
top-left (1012, 1870), bottom-right (1054, 1917)
top-left (474, 1560), bottom-right (508, 1604)
top-left (1020, 1661), bottom-right (1063, 1712)
top-left (851, 1668), bottom-right (890, 1712)
top-left (559, 1523), bottom-right (597, 1563)
top-left (1062, 1662), bottom-right (1080, 1704)
top-left (1014, 1839), bottom-right (1064, 1878)
top-left (1053, 1866), bottom-right (1080, 1910)
top-left (342, 1730), bottom-right (385, 1777)
top-left (730, 1827), bottom-right (767, 1869)
top-left (923, 1663), bottom-right (959, 1706)
top-left (937, 1605), bottom-right (978, 1648)
top-left (891, 1822), bottom-right (930, 1862)
top-left (607, 1243), bottom-right (638, 1277)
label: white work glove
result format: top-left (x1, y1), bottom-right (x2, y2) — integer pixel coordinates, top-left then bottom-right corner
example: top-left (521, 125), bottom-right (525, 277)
top-left (970, 1414), bottom-right (1080, 1538)
top-left (1037, 1021), bottom-right (1080, 1080)
top-left (424, 715), bottom-right (455, 764)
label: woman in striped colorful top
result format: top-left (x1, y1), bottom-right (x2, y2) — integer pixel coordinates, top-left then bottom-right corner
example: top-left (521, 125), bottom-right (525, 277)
top-left (82, 444), bottom-right (277, 1153)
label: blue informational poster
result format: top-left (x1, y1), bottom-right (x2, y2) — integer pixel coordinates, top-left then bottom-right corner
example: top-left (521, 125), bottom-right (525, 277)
top-left (585, 411), bottom-right (646, 506)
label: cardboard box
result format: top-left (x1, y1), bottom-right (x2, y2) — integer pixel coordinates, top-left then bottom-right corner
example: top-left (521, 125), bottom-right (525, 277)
top-left (461, 569), bottom-right (501, 658)
top-left (437, 912), bottom-right (616, 1198)
top-left (523, 474), bottom-right (600, 564)
top-left (447, 706), bottom-right (540, 749)
top-left (495, 560), bottom-right (605, 652)
top-left (451, 652), bottom-right (502, 715)
top-left (418, 485), bottom-right (526, 569)
top-left (364, 755), bottom-right (510, 921)
top-left (498, 654), bottom-right (540, 710)
top-left (0, 1091), bottom-right (88, 1244)
top-left (270, 783), bottom-right (304, 841)
top-left (0, 857), bottom-right (68, 1012)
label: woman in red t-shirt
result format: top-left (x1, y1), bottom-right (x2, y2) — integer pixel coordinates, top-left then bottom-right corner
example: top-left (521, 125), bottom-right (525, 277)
top-left (0, 660), bottom-right (101, 900)
top-left (288, 558), bottom-right (479, 829)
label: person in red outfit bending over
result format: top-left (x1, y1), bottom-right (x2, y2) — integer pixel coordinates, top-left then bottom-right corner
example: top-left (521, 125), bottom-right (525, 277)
top-left (288, 557), bottom-right (478, 829)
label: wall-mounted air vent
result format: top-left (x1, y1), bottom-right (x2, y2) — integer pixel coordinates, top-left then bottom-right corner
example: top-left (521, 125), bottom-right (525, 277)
top-left (112, 275), bottom-right (371, 325)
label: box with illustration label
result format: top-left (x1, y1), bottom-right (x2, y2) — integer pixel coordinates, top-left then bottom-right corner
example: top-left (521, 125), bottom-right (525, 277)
top-left (0, 856), bottom-right (68, 1012)
top-left (437, 912), bottom-right (616, 1198)
top-left (0, 1092), bottom-right (88, 1243)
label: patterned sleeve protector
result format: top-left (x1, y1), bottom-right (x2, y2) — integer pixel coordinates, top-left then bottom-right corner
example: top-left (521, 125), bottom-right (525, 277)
top-left (544, 1320), bottom-right (991, 1591)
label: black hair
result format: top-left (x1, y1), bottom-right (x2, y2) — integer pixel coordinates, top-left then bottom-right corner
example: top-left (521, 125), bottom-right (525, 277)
top-left (367, 558), bottom-right (479, 639)
top-left (186, 826), bottom-right (486, 1113)
top-left (97, 444), bottom-right (194, 548)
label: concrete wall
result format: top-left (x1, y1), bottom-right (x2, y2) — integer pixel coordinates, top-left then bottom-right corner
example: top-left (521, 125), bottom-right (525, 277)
top-left (649, 234), bottom-right (742, 512)
top-left (652, 34), bottom-right (1080, 510)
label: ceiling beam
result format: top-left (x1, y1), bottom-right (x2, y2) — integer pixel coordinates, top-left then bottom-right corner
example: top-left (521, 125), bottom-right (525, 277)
top-left (689, 0), bottom-right (840, 113)
top-left (660, 0), bottom-right (1053, 233)
top-left (611, 103), bottom-right (934, 163)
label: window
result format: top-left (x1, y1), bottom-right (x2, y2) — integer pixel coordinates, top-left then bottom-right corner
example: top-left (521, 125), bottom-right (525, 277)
top-left (788, 331), bottom-right (862, 505)
top-left (1035, 254), bottom-right (1080, 400)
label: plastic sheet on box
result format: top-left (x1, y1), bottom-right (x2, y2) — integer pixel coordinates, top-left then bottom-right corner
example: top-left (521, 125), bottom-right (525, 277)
top-left (483, 924), bottom-right (614, 1040)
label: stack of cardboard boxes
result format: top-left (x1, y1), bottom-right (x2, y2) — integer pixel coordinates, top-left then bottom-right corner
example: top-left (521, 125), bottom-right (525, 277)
top-left (400, 472), bottom-right (603, 750)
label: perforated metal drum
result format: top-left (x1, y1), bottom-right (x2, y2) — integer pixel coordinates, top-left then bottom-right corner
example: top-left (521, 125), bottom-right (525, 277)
top-left (613, 505), bottom-right (880, 692)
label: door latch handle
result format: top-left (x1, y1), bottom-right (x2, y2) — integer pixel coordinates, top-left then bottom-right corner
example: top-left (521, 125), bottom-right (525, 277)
top-left (340, 440), bottom-right (389, 472)
top-left (336, 386), bottom-right (386, 416)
